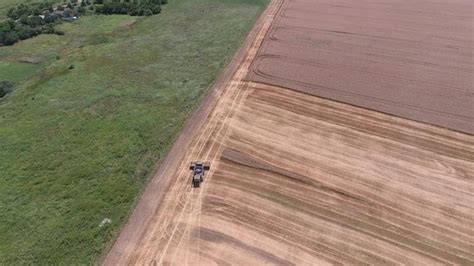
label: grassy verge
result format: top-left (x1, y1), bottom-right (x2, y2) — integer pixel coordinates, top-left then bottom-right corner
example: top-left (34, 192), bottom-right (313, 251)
top-left (0, 0), bottom-right (268, 263)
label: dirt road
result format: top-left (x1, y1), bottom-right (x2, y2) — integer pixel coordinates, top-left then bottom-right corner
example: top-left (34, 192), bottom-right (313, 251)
top-left (105, 0), bottom-right (474, 264)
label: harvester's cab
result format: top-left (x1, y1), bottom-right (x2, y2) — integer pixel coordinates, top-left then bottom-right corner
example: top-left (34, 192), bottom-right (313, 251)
top-left (190, 162), bottom-right (210, 188)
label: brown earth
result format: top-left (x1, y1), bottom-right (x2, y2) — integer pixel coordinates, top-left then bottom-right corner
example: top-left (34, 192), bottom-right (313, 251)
top-left (104, 0), bottom-right (474, 264)
top-left (248, 0), bottom-right (474, 134)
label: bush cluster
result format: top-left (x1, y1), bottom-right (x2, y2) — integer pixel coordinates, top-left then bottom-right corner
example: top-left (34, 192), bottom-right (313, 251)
top-left (0, 15), bottom-right (62, 46)
top-left (0, 2), bottom-right (63, 46)
top-left (0, 81), bottom-right (15, 98)
top-left (6, 2), bottom-right (54, 20)
top-left (94, 1), bottom-right (164, 16)
top-left (0, 15), bottom-right (61, 46)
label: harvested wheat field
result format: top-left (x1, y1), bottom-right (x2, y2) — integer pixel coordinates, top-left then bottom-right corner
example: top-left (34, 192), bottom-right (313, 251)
top-left (105, 0), bottom-right (474, 264)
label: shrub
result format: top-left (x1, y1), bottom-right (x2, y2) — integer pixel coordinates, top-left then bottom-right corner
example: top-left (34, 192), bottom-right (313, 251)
top-left (44, 13), bottom-right (58, 24)
top-left (7, 4), bottom-right (30, 20)
top-left (143, 8), bottom-right (153, 16)
top-left (2, 31), bottom-right (19, 45)
top-left (17, 27), bottom-right (36, 40)
top-left (0, 81), bottom-right (15, 98)
top-left (78, 7), bottom-right (87, 14)
top-left (28, 16), bottom-right (45, 27)
top-left (41, 24), bottom-right (56, 34)
top-left (152, 5), bottom-right (161, 14)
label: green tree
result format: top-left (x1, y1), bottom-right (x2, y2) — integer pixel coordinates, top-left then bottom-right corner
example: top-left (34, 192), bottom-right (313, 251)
top-left (143, 8), bottom-right (152, 16)
top-left (33, 8), bottom-right (41, 16)
top-left (17, 26), bottom-right (33, 40)
top-left (28, 16), bottom-right (44, 27)
top-left (19, 15), bottom-right (29, 25)
top-left (3, 31), bottom-right (19, 45)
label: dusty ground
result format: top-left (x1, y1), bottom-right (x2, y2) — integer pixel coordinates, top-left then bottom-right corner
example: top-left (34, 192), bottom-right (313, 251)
top-left (248, 0), bottom-right (474, 134)
top-left (105, 0), bottom-right (474, 264)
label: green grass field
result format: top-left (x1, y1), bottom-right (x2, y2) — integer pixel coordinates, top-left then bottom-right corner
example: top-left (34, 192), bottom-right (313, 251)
top-left (0, 0), bottom-right (268, 263)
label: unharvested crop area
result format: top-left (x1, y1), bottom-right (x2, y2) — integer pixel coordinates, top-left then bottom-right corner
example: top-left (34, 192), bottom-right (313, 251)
top-left (249, 0), bottom-right (474, 134)
top-left (0, 0), bottom-right (268, 263)
top-left (107, 0), bottom-right (474, 264)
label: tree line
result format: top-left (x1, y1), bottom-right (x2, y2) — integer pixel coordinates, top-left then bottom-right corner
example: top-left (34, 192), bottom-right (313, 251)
top-left (1, 2), bottom-right (65, 46)
top-left (94, 0), bottom-right (167, 16)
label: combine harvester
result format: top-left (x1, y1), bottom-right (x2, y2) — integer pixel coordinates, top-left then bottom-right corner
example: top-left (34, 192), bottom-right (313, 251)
top-left (189, 161), bottom-right (210, 188)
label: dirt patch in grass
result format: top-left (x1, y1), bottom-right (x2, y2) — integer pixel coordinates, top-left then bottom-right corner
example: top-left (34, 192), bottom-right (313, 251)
top-left (120, 19), bottom-right (137, 28)
top-left (18, 57), bottom-right (42, 64)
